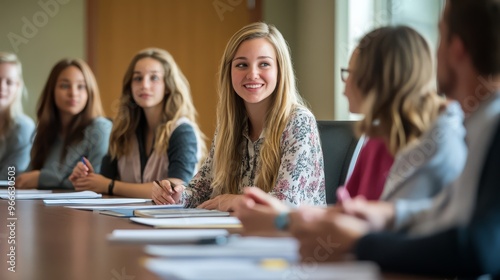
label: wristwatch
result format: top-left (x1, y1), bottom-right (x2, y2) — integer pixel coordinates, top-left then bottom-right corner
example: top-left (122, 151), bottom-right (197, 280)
top-left (274, 212), bottom-right (290, 231)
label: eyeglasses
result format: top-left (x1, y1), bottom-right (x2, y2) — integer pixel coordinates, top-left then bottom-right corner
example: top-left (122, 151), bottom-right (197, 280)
top-left (340, 68), bottom-right (350, 82)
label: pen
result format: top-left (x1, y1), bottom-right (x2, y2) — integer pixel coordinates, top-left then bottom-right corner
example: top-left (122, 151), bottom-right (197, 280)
top-left (81, 156), bottom-right (87, 167)
top-left (195, 235), bottom-right (228, 245)
top-left (155, 180), bottom-right (177, 194)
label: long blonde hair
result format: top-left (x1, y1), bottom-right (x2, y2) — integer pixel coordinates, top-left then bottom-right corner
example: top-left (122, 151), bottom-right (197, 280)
top-left (0, 52), bottom-right (26, 136)
top-left (31, 58), bottom-right (104, 169)
top-left (109, 48), bottom-right (206, 160)
top-left (212, 22), bottom-right (305, 196)
top-left (354, 26), bottom-right (443, 155)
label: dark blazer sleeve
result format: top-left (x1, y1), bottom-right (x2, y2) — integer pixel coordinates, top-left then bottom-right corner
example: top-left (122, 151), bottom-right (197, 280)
top-left (100, 154), bottom-right (118, 179)
top-left (355, 122), bottom-right (500, 278)
top-left (167, 123), bottom-right (199, 184)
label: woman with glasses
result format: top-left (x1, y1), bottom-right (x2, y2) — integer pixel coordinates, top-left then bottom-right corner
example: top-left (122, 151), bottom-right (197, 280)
top-left (236, 25), bottom-right (466, 233)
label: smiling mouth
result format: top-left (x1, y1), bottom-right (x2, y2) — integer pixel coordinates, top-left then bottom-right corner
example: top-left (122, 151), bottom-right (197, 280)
top-left (244, 84), bottom-right (264, 89)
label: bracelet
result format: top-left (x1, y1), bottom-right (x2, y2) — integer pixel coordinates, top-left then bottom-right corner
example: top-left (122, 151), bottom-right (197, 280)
top-left (108, 179), bottom-right (115, 196)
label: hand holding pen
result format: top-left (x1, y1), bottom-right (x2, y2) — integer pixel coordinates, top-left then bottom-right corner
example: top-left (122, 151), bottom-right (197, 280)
top-left (152, 179), bottom-right (184, 205)
top-left (69, 156), bottom-right (94, 183)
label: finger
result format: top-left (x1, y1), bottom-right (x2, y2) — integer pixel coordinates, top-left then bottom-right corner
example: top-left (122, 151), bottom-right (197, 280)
top-left (157, 180), bottom-right (176, 195)
top-left (172, 184), bottom-right (185, 194)
top-left (243, 187), bottom-right (273, 206)
top-left (152, 192), bottom-right (167, 205)
top-left (83, 157), bottom-right (94, 173)
top-left (198, 199), bottom-right (215, 210)
top-left (160, 191), bottom-right (176, 204)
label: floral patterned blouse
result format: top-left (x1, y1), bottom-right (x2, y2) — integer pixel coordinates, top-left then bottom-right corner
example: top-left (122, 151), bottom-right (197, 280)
top-left (181, 107), bottom-right (326, 208)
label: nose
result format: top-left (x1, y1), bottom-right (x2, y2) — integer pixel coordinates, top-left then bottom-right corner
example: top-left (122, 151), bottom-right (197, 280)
top-left (68, 84), bottom-right (81, 97)
top-left (141, 77), bottom-right (151, 88)
top-left (246, 65), bottom-right (259, 80)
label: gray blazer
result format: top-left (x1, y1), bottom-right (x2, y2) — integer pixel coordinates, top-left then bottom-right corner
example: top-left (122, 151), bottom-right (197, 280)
top-left (381, 101), bottom-right (468, 231)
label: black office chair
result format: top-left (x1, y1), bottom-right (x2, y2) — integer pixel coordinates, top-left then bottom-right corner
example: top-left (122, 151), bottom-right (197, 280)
top-left (317, 120), bottom-right (360, 204)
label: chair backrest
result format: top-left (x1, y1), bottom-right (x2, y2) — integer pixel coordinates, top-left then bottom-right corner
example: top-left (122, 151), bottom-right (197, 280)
top-left (317, 120), bottom-right (359, 204)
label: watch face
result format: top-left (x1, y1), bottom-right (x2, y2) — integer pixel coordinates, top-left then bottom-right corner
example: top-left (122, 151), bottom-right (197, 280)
top-left (275, 212), bottom-right (290, 231)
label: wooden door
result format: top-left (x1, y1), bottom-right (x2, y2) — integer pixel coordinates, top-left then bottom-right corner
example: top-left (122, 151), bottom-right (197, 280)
top-left (87, 0), bottom-right (261, 141)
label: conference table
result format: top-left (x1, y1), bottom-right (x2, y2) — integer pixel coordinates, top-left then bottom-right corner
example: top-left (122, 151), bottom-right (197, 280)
top-left (0, 197), bottom-right (438, 280)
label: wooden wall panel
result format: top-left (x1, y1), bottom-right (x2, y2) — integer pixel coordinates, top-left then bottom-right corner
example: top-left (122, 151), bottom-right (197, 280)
top-left (87, 0), bottom-right (261, 141)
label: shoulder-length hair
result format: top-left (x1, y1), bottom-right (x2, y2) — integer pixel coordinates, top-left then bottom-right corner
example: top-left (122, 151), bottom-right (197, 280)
top-left (354, 26), bottom-right (443, 155)
top-left (0, 52), bottom-right (26, 134)
top-left (212, 22), bottom-right (305, 196)
top-left (109, 48), bottom-right (206, 160)
top-left (31, 58), bottom-right (104, 169)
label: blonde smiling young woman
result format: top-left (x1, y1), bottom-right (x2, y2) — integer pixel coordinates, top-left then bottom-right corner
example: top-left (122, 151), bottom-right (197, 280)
top-left (152, 22), bottom-right (326, 211)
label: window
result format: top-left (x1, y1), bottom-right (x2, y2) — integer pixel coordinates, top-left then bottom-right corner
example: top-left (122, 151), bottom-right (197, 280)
top-left (334, 0), bottom-right (444, 120)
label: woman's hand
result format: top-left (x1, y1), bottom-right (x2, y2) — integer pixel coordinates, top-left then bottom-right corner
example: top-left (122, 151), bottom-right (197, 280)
top-left (234, 187), bottom-right (291, 232)
top-left (16, 171), bottom-right (40, 189)
top-left (72, 173), bottom-right (109, 194)
top-left (198, 194), bottom-right (243, 212)
top-left (69, 157), bottom-right (93, 184)
top-left (289, 207), bottom-right (370, 262)
top-left (152, 180), bottom-right (184, 205)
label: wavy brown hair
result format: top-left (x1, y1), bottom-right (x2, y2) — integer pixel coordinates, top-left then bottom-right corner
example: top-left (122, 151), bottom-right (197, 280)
top-left (108, 48), bottom-right (206, 161)
top-left (31, 59), bottom-right (104, 169)
top-left (354, 26), bottom-right (443, 155)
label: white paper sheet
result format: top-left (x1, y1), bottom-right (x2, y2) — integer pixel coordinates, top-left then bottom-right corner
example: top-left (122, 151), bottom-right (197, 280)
top-left (134, 208), bottom-right (230, 218)
top-left (145, 258), bottom-right (380, 280)
top-left (145, 236), bottom-right (299, 260)
top-left (0, 190), bottom-right (101, 200)
top-left (0, 189), bottom-right (52, 195)
top-left (130, 216), bottom-right (242, 229)
top-left (0, 180), bottom-right (10, 187)
top-left (108, 229), bottom-right (229, 244)
top-left (66, 204), bottom-right (183, 211)
top-left (43, 198), bottom-right (150, 205)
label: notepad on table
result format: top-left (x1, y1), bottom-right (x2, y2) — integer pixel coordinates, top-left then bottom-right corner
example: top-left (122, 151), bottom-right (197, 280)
top-left (43, 198), bottom-right (151, 205)
top-left (0, 189), bottom-right (52, 195)
top-left (108, 229), bottom-right (229, 244)
top-left (66, 204), bottom-right (183, 217)
top-left (145, 236), bottom-right (299, 261)
top-left (144, 258), bottom-right (380, 280)
top-left (66, 204), bottom-right (184, 211)
top-left (134, 208), bottom-right (230, 218)
top-left (130, 216), bottom-right (242, 229)
top-left (0, 190), bottom-right (101, 200)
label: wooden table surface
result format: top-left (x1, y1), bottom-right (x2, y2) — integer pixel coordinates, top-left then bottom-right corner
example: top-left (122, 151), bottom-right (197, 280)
top-left (0, 198), bottom-right (441, 280)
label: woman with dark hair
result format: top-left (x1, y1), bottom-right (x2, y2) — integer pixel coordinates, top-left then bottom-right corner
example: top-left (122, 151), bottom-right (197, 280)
top-left (17, 58), bottom-right (111, 189)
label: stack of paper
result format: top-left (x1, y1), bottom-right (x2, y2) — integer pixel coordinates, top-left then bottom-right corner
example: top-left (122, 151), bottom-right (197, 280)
top-left (66, 204), bottom-right (184, 218)
top-left (145, 258), bottom-right (380, 280)
top-left (43, 198), bottom-right (150, 205)
top-left (108, 229), bottom-right (229, 244)
top-left (130, 217), bottom-right (242, 229)
top-left (0, 189), bottom-right (52, 195)
top-left (145, 236), bottom-right (299, 261)
top-left (0, 190), bottom-right (101, 200)
top-left (134, 208), bottom-right (230, 218)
